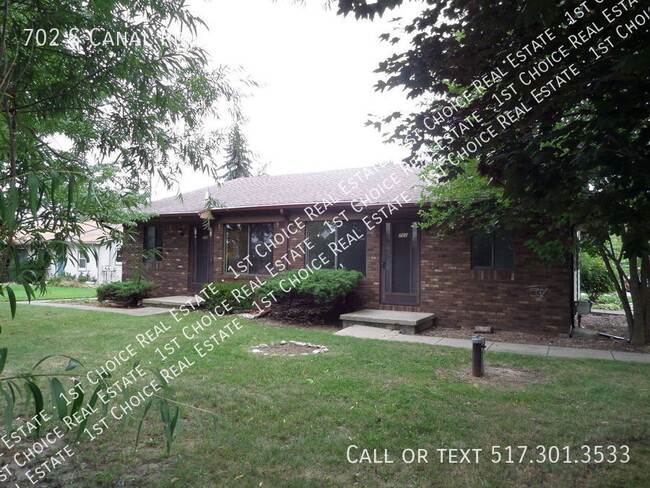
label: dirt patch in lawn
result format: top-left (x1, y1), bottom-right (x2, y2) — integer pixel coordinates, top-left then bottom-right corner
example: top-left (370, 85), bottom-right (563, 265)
top-left (421, 314), bottom-right (648, 353)
top-left (452, 366), bottom-right (548, 386)
top-left (249, 341), bottom-right (329, 356)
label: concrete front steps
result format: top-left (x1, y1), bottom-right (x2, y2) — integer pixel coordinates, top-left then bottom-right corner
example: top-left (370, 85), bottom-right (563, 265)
top-left (142, 295), bottom-right (203, 309)
top-left (339, 309), bottom-right (435, 335)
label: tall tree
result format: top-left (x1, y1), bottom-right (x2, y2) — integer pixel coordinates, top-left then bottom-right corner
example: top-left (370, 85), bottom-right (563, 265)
top-left (0, 0), bottom-right (238, 448)
top-left (334, 0), bottom-right (650, 343)
top-left (221, 123), bottom-right (254, 180)
top-left (0, 0), bottom-right (243, 301)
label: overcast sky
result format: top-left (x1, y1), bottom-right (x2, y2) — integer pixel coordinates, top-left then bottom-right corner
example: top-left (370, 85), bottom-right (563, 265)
top-left (153, 0), bottom-right (422, 199)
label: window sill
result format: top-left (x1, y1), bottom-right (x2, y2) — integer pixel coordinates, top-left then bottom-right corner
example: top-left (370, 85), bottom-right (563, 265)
top-left (223, 272), bottom-right (271, 277)
top-left (470, 269), bottom-right (516, 281)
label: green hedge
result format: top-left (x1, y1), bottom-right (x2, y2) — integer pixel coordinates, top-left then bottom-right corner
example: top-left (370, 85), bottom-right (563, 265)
top-left (97, 280), bottom-right (153, 307)
top-left (201, 282), bottom-right (254, 312)
top-left (258, 268), bottom-right (363, 305)
top-left (255, 268), bottom-right (363, 323)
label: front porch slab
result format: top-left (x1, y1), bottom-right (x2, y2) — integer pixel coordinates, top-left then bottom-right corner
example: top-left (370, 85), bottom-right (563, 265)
top-left (339, 309), bottom-right (435, 335)
top-left (142, 295), bottom-right (203, 309)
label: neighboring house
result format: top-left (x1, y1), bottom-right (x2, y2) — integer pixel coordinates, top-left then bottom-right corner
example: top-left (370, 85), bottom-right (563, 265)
top-left (122, 164), bottom-right (576, 334)
top-left (48, 222), bottom-right (123, 284)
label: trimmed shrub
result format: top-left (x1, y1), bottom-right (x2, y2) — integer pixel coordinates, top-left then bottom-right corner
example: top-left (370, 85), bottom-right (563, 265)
top-left (258, 268), bottom-right (363, 304)
top-left (257, 268), bottom-right (364, 323)
top-left (48, 273), bottom-right (77, 286)
top-left (48, 273), bottom-right (93, 288)
top-left (77, 272), bottom-right (95, 283)
top-left (580, 253), bottom-right (614, 302)
top-left (97, 280), bottom-right (153, 307)
top-left (201, 282), bottom-right (254, 313)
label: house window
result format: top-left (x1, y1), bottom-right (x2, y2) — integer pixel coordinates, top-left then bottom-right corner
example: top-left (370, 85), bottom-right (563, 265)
top-left (144, 225), bottom-right (163, 262)
top-left (305, 220), bottom-right (367, 275)
top-left (224, 223), bottom-right (274, 274)
top-left (471, 230), bottom-right (514, 270)
top-left (115, 248), bottom-right (123, 264)
top-left (78, 255), bottom-right (87, 270)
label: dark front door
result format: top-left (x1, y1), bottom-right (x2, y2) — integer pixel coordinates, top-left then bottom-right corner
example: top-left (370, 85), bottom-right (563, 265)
top-left (190, 224), bottom-right (213, 291)
top-left (382, 221), bottom-right (419, 305)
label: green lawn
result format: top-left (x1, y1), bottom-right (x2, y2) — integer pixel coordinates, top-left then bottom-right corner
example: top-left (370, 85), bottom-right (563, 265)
top-left (1, 306), bottom-right (649, 487)
top-left (0, 285), bottom-right (97, 302)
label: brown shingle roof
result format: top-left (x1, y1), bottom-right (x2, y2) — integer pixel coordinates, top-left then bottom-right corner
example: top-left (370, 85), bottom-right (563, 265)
top-left (145, 164), bottom-right (423, 216)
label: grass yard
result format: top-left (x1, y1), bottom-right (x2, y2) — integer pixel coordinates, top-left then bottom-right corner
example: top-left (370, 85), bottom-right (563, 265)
top-left (1, 306), bottom-right (649, 487)
top-left (0, 285), bottom-right (97, 302)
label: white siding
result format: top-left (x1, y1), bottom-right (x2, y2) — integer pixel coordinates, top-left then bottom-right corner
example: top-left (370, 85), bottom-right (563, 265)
top-left (49, 243), bottom-right (122, 284)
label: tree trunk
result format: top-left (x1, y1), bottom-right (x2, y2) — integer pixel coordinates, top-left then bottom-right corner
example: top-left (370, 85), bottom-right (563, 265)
top-left (628, 255), bottom-right (650, 345)
top-left (600, 248), bottom-right (650, 345)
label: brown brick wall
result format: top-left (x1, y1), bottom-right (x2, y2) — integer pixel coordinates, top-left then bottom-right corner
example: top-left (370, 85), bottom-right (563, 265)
top-left (123, 222), bottom-right (192, 296)
top-left (356, 228), bottom-right (572, 335)
top-left (123, 212), bottom-right (572, 335)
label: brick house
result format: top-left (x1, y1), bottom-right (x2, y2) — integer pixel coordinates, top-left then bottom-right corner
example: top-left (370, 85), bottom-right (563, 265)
top-left (122, 164), bottom-right (576, 335)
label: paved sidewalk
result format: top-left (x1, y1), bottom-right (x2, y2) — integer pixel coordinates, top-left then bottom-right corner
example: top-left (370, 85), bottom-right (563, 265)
top-left (591, 309), bottom-right (625, 316)
top-left (334, 325), bottom-right (650, 364)
top-left (23, 300), bottom-right (170, 316)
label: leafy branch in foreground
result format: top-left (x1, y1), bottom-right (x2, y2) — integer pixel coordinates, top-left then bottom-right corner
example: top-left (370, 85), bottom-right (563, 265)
top-left (334, 0), bottom-right (650, 343)
top-left (0, 351), bottom-right (216, 456)
top-left (1, 0), bottom-right (252, 317)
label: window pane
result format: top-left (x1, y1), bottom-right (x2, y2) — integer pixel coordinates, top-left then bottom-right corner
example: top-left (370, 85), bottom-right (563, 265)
top-left (145, 226), bottom-right (156, 250)
top-left (337, 221), bottom-right (367, 275)
top-left (155, 226), bottom-right (163, 255)
top-left (494, 230), bottom-right (514, 269)
top-left (144, 226), bottom-right (162, 262)
top-left (248, 223), bottom-right (274, 274)
top-left (225, 224), bottom-right (247, 272)
top-left (472, 232), bottom-right (492, 268)
top-left (306, 222), bottom-right (336, 269)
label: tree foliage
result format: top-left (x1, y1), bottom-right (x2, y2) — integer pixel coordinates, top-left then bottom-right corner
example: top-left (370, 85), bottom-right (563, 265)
top-left (1, 0), bottom-right (235, 449)
top-left (580, 252), bottom-right (614, 302)
top-left (334, 0), bottom-right (650, 343)
top-left (0, 0), bottom-right (244, 301)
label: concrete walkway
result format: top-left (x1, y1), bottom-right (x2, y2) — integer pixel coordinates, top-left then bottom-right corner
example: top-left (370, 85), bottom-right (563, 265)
top-left (334, 325), bottom-right (650, 364)
top-left (591, 309), bottom-right (626, 316)
top-left (24, 300), bottom-right (170, 316)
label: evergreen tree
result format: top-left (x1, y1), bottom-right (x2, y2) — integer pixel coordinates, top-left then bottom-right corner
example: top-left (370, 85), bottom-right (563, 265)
top-left (222, 124), bottom-right (254, 180)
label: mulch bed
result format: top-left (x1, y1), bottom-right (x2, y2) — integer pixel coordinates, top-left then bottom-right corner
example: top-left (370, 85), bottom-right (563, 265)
top-left (420, 314), bottom-right (648, 353)
top-left (258, 313), bottom-right (648, 353)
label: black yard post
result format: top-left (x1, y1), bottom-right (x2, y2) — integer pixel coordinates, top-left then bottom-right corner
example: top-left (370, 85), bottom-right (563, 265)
top-left (472, 335), bottom-right (486, 377)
